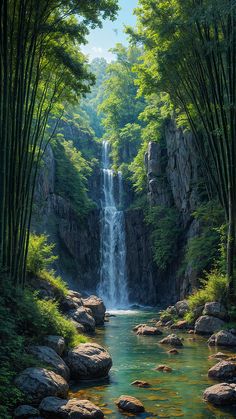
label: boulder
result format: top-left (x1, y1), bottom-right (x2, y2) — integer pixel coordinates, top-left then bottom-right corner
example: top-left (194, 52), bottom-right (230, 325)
top-left (131, 380), bottom-right (150, 388)
top-left (14, 405), bottom-right (40, 418)
top-left (43, 336), bottom-right (65, 356)
top-left (82, 296), bottom-right (106, 326)
top-left (208, 361), bottom-right (236, 381)
top-left (136, 325), bottom-right (163, 336)
top-left (116, 395), bottom-right (145, 413)
top-left (159, 334), bottom-right (183, 347)
top-left (203, 383), bottom-right (236, 405)
top-left (193, 305), bottom-right (204, 319)
top-left (15, 368), bottom-right (68, 405)
top-left (208, 330), bottom-right (236, 347)
top-left (203, 302), bottom-right (228, 320)
top-left (175, 300), bottom-right (189, 317)
top-left (39, 397), bottom-right (104, 418)
top-left (65, 343), bottom-right (112, 380)
top-left (27, 346), bottom-right (70, 381)
top-left (194, 316), bottom-right (225, 335)
top-left (69, 307), bottom-right (95, 332)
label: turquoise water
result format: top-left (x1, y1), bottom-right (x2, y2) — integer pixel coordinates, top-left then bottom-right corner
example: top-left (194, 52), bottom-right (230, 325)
top-left (70, 310), bottom-right (236, 418)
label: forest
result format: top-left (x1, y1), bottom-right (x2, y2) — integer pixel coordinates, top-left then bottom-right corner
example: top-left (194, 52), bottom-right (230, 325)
top-left (1, 0), bottom-right (236, 418)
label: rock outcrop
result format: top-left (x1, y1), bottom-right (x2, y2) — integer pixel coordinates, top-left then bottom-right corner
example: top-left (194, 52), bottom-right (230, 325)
top-left (82, 296), bottom-right (106, 326)
top-left (208, 361), bottom-right (236, 381)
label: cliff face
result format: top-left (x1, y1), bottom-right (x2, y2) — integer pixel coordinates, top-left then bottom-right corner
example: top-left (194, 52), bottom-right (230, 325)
top-left (125, 119), bottom-right (202, 304)
top-left (32, 144), bottom-right (101, 292)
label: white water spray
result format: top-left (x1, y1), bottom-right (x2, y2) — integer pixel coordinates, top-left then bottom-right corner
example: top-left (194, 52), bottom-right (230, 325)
top-left (98, 141), bottom-right (129, 309)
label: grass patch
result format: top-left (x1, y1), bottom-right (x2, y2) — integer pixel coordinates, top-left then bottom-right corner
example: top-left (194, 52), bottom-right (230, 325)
top-left (38, 269), bottom-right (68, 298)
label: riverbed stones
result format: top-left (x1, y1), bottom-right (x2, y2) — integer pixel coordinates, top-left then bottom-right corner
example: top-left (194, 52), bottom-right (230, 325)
top-left (65, 343), bottom-right (112, 379)
top-left (208, 360), bottom-right (236, 381)
top-left (136, 325), bottom-right (163, 335)
top-left (208, 330), bottom-right (236, 347)
top-left (156, 364), bottom-right (173, 372)
top-left (82, 296), bottom-right (106, 326)
top-left (15, 368), bottom-right (68, 404)
top-left (116, 395), bottom-right (145, 413)
top-left (171, 320), bottom-right (188, 330)
top-left (69, 306), bottom-right (95, 332)
top-left (131, 380), bottom-right (150, 388)
top-left (194, 316), bottom-right (225, 335)
top-left (168, 348), bottom-right (179, 355)
top-left (27, 346), bottom-right (70, 380)
top-left (39, 397), bottom-right (104, 418)
top-left (203, 302), bottom-right (228, 320)
top-left (14, 405), bottom-right (40, 418)
top-left (203, 383), bottom-right (236, 405)
top-left (159, 334), bottom-right (183, 347)
top-left (43, 336), bottom-right (65, 356)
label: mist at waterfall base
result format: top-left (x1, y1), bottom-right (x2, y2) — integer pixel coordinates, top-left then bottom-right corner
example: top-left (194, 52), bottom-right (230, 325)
top-left (98, 141), bottom-right (130, 310)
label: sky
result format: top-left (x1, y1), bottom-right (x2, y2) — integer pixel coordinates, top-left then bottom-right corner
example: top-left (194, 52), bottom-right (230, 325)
top-left (81, 0), bottom-right (139, 62)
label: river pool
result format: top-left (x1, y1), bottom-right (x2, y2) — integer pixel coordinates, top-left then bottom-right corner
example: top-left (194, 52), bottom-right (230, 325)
top-left (70, 310), bottom-right (236, 418)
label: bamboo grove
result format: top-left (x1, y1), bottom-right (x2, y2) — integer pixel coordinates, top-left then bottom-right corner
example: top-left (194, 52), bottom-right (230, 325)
top-left (0, 0), bottom-right (118, 287)
top-left (132, 0), bottom-right (236, 297)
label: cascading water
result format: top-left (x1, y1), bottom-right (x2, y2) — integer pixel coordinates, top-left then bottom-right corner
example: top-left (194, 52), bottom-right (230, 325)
top-left (98, 141), bottom-right (129, 309)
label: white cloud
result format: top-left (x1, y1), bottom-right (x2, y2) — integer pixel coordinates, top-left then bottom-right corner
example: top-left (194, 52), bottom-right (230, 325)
top-left (81, 45), bottom-right (115, 63)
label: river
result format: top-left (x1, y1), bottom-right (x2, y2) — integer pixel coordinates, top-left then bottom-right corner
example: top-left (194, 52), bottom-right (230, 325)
top-left (70, 310), bottom-right (236, 418)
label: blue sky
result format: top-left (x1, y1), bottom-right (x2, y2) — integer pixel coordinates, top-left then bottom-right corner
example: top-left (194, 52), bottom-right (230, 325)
top-left (81, 0), bottom-right (139, 62)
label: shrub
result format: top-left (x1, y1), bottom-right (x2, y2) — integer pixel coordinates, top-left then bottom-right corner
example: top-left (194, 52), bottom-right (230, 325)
top-left (184, 201), bottom-right (225, 273)
top-left (38, 269), bottom-right (68, 298)
top-left (27, 234), bottom-right (57, 275)
top-left (184, 271), bottom-right (228, 322)
top-left (145, 205), bottom-right (181, 270)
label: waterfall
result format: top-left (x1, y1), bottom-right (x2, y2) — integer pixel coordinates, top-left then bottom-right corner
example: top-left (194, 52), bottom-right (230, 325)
top-left (98, 141), bottom-right (129, 309)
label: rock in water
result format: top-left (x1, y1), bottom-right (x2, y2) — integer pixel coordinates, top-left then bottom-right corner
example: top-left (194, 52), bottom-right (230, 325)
top-left (208, 330), bottom-right (236, 347)
top-left (65, 343), bottom-right (112, 379)
top-left (159, 334), bottom-right (183, 346)
top-left (43, 336), bottom-right (65, 356)
top-left (156, 364), bottom-right (173, 372)
top-left (15, 368), bottom-right (68, 405)
top-left (208, 361), bottom-right (236, 381)
top-left (27, 346), bottom-right (70, 381)
top-left (14, 405), bottom-right (40, 418)
top-left (136, 325), bottom-right (163, 335)
top-left (131, 380), bottom-right (150, 388)
top-left (203, 383), bottom-right (236, 405)
top-left (194, 316), bottom-right (225, 335)
top-left (82, 296), bottom-right (106, 326)
top-left (116, 395), bottom-right (145, 413)
top-left (39, 397), bottom-right (104, 418)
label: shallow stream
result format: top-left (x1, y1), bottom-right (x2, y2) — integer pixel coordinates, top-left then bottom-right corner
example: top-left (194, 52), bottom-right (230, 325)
top-left (70, 310), bottom-right (236, 418)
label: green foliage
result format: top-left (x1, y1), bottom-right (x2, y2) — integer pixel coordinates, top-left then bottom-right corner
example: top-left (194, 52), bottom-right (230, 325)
top-left (185, 271), bottom-right (228, 322)
top-left (52, 137), bottom-right (95, 218)
top-left (184, 201), bottom-right (225, 273)
top-left (145, 205), bottom-right (180, 270)
top-left (38, 270), bottom-right (68, 299)
top-left (27, 234), bottom-right (57, 276)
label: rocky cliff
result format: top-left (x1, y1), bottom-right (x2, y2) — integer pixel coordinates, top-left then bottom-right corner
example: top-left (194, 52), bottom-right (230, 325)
top-left (32, 144), bottom-right (101, 293)
top-left (124, 119), bottom-right (203, 304)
